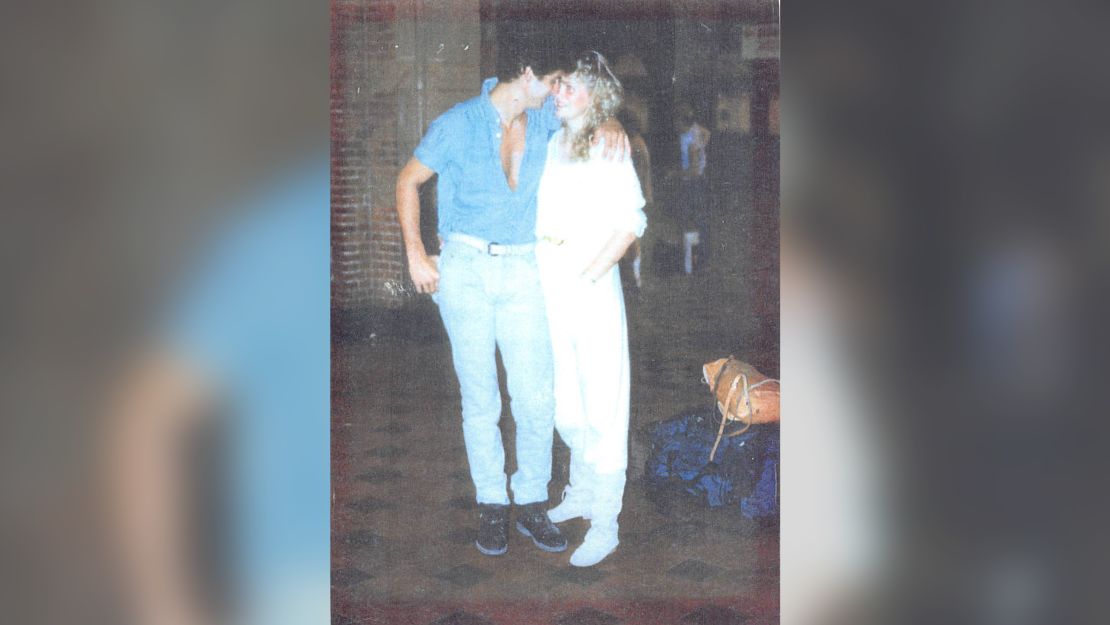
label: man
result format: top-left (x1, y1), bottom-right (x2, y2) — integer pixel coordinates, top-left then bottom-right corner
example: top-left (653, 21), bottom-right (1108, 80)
top-left (395, 46), bottom-right (626, 557)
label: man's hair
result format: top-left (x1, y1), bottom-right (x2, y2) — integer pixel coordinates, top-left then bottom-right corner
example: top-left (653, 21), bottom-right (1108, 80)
top-left (617, 108), bottom-right (642, 137)
top-left (495, 38), bottom-right (566, 83)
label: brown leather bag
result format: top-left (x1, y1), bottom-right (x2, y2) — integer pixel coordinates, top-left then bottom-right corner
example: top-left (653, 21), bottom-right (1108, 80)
top-left (702, 357), bottom-right (780, 461)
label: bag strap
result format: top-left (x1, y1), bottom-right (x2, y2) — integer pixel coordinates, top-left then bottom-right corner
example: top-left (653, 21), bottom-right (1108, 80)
top-left (708, 365), bottom-right (780, 462)
top-left (709, 355), bottom-right (735, 396)
top-left (706, 357), bottom-right (736, 464)
top-left (709, 372), bottom-right (751, 462)
top-left (724, 377), bottom-right (780, 436)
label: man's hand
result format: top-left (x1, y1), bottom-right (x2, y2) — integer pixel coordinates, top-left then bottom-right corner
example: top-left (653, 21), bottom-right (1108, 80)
top-left (593, 118), bottom-right (630, 161)
top-left (408, 252), bottom-right (440, 294)
top-left (396, 157), bottom-right (438, 293)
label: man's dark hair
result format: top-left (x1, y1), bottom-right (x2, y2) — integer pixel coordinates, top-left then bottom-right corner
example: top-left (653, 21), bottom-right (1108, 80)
top-left (495, 37), bottom-right (566, 83)
top-left (617, 108), bottom-right (642, 136)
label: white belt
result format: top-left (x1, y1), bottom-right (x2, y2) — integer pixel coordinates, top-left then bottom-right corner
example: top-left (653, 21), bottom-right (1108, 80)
top-left (443, 233), bottom-right (535, 256)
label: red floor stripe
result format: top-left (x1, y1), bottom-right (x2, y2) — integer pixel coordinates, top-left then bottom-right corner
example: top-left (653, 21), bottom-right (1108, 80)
top-left (334, 593), bottom-right (779, 625)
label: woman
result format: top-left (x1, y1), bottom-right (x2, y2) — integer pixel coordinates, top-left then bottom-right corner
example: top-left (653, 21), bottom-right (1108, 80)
top-left (535, 51), bottom-right (646, 567)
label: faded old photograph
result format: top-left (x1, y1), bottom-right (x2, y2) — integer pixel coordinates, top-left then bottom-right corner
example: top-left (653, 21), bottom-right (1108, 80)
top-left (331, 1), bottom-right (780, 623)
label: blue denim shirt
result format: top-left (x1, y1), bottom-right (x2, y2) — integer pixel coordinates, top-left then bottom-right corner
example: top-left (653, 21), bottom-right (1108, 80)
top-left (414, 77), bottom-right (561, 244)
top-left (169, 157), bottom-right (330, 622)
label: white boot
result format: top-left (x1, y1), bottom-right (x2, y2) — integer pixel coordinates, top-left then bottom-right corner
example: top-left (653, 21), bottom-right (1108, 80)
top-left (569, 472), bottom-right (625, 567)
top-left (547, 485), bottom-right (591, 523)
top-left (569, 523), bottom-right (619, 567)
top-left (548, 454), bottom-right (593, 523)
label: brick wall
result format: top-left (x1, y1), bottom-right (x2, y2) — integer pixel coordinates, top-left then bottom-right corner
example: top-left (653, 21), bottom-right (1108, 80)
top-left (331, 0), bottom-right (377, 307)
top-left (331, 0), bottom-right (480, 310)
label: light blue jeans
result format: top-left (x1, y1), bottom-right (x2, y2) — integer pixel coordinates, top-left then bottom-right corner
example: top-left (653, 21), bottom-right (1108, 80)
top-left (434, 239), bottom-right (555, 506)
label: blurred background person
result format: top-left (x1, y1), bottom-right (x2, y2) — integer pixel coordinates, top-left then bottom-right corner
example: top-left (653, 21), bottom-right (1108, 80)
top-left (677, 106), bottom-right (711, 275)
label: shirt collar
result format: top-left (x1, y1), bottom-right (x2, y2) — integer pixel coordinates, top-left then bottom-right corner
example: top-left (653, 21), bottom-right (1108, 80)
top-left (481, 77), bottom-right (500, 125)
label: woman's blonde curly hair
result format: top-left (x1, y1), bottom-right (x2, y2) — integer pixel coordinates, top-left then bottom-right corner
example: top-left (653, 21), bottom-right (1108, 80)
top-left (564, 50), bottom-right (623, 162)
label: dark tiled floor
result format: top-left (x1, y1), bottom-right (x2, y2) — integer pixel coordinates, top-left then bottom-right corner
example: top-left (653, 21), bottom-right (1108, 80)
top-left (333, 189), bottom-right (779, 624)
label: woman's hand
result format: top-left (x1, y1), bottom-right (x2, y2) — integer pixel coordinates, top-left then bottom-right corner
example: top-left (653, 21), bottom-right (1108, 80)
top-left (581, 230), bottom-right (638, 282)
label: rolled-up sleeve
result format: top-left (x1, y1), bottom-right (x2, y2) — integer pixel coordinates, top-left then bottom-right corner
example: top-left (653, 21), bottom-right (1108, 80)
top-left (599, 157), bottom-right (647, 237)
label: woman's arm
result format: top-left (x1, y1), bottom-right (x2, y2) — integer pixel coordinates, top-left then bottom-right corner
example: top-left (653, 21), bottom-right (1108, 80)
top-left (580, 151), bottom-right (647, 281)
top-left (581, 230), bottom-right (638, 282)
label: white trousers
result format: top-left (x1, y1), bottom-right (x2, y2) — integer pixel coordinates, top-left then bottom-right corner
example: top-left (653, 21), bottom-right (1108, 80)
top-left (536, 246), bottom-right (631, 521)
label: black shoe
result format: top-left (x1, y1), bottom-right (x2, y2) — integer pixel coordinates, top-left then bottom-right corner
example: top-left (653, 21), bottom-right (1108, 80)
top-left (515, 502), bottom-right (568, 553)
top-left (475, 503), bottom-right (509, 556)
